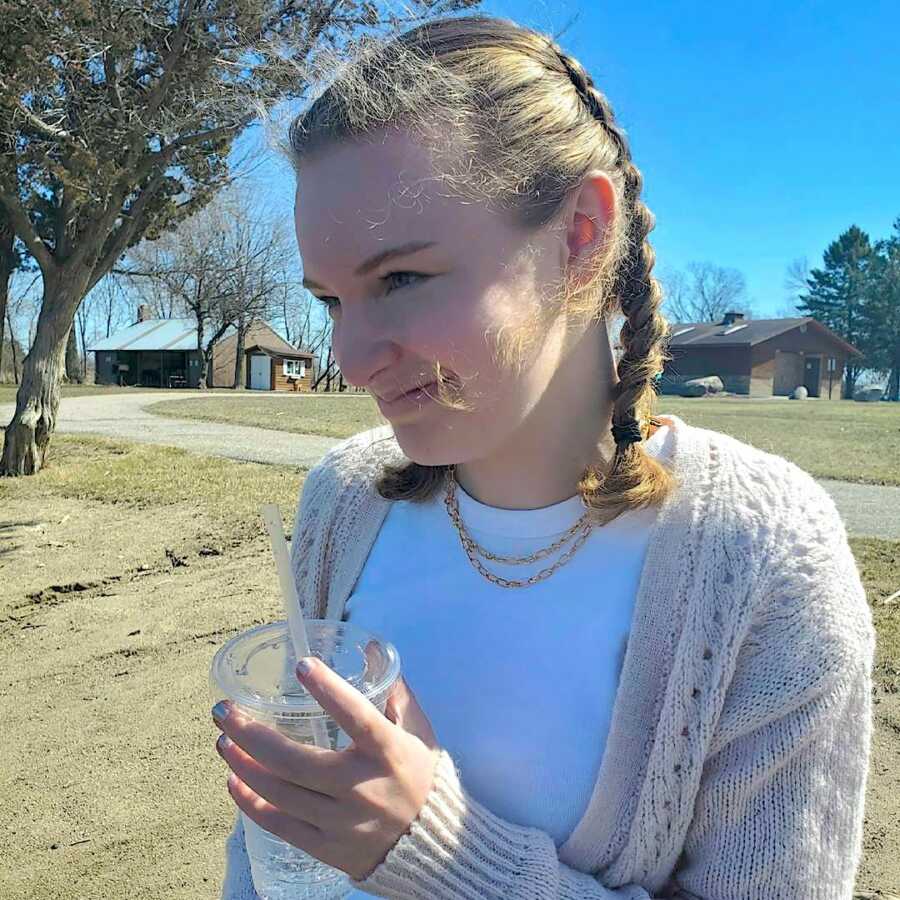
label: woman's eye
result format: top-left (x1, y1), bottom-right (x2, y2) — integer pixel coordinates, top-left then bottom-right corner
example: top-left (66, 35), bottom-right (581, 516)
top-left (383, 271), bottom-right (428, 292)
top-left (312, 272), bottom-right (428, 312)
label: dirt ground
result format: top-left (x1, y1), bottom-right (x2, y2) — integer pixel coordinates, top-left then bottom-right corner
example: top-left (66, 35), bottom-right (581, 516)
top-left (0, 494), bottom-right (293, 899)
top-left (2, 474), bottom-right (899, 897)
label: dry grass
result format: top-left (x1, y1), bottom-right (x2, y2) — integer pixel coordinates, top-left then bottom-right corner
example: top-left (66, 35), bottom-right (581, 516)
top-left (0, 433), bottom-right (301, 539)
top-left (149, 392), bottom-right (385, 439)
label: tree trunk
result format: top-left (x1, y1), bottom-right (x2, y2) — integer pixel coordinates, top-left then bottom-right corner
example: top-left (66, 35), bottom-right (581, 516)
top-left (6, 303), bottom-right (18, 384)
top-left (197, 347), bottom-right (209, 390)
top-left (232, 318), bottom-right (246, 389)
top-left (0, 277), bottom-right (6, 379)
top-left (64, 324), bottom-right (82, 383)
top-left (888, 357), bottom-right (900, 402)
top-left (0, 221), bottom-right (13, 378)
top-left (1, 269), bottom-right (91, 475)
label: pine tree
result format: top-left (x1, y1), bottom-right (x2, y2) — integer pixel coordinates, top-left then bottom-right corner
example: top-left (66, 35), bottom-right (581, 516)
top-left (862, 219), bottom-right (900, 401)
top-left (798, 225), bottom-right (872, 398)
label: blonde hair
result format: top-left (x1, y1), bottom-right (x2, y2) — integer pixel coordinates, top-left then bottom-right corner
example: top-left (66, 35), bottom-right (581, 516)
top-left (289, 15), bottom-right (675, 520)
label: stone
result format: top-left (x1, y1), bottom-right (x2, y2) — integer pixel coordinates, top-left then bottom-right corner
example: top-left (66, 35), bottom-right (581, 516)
top-left (854, 385), bottom-right (885, 402)
top-left (682, 376), bottom-right (724, 397)
top-left (791, 386), bottom-right (808, 400)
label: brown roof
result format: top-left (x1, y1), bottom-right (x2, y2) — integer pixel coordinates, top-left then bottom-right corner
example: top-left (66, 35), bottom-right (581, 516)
top-left (244, 343), bottom-right (314, 360)
top-left (218, 320), bottom-right (314, 358)
top-left (666, 317), bottom-right (861, 356)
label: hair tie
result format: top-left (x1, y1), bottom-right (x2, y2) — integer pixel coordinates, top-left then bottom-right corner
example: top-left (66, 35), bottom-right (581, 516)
top-left (612, 420), bottom-right (643, 445)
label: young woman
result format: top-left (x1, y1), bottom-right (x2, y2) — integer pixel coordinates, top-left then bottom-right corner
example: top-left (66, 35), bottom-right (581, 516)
top-left (213, 16), bottom-right (875, 899)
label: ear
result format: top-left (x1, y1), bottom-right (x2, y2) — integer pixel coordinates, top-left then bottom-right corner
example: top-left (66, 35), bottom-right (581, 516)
top-left (564, 172), bottom-right (616, 287)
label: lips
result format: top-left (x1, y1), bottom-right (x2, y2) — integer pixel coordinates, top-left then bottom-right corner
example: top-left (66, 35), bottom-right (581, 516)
top-left (377, 381), bottom-right (437, 403)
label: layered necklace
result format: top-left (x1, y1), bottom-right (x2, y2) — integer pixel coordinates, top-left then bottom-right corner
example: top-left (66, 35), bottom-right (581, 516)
top-left (442, 465), bottom-right (596, 589)
top-left (444, 417), bottom-right (663, 587)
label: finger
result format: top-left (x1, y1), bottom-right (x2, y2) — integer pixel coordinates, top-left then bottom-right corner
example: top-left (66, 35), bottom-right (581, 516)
top-left (385, 677), bottom-right (438, 750)
top-left (227, 772), bottom-right (329, 862)
top-left (215, 703), bottom-right (346, 797)
top-left (296, 656), bottom-right (393, 756)
top-left (217, 734), bottom-right (338, 828)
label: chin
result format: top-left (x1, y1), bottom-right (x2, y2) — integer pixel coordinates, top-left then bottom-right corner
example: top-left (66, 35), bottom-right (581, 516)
top-left (388, 420), bottom-right (472, 468)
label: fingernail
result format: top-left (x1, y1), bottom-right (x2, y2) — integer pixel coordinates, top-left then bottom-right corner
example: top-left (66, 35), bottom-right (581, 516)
top-left (212, 700), bottom-right (231, 726)
top-left (296, 657), bottom-right (314, 679)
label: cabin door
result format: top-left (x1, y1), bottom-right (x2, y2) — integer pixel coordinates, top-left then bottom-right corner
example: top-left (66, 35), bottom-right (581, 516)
top-left (803, 356), bottom-right (821, 397)
top-left (250, 354), bottom-right (271, 390)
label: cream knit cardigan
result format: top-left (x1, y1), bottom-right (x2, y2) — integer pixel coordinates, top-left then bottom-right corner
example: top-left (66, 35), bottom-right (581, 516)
top-left (220, 416), bottom-right (875, 900)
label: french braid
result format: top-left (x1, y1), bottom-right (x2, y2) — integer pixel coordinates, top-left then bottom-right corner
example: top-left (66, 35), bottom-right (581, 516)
top-left (550, 44), bottom-right (668, 434)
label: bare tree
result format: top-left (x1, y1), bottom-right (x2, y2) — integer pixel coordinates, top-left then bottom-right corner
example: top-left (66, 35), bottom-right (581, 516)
top-left (782, 257), bottom-right (811, 314)
top-left (662, 262), bottom-right (751, 324)
top-left (122, 192), bottom-right (297, 389)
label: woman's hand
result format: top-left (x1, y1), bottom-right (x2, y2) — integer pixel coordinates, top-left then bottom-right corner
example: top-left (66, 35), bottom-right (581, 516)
top-left (212, 655), bottom-right (440, 882)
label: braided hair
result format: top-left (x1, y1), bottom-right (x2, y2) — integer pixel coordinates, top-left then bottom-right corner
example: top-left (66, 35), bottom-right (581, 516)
top-left (290, 15), bottom-right (676, 518)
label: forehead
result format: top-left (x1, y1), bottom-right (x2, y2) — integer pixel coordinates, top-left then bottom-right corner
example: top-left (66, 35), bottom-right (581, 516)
top-left (294, 129), bottom-right (475, 271)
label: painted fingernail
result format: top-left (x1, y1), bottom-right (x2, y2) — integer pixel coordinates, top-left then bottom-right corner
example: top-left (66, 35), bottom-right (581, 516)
top-left (212, 701), bottom-right (230, 726)
top-left (296, 657), bottom-right (314, 678)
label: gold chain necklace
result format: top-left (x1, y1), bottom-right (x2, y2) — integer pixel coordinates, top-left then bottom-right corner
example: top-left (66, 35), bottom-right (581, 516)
top-left (442, 466), bottom-right (595, 588)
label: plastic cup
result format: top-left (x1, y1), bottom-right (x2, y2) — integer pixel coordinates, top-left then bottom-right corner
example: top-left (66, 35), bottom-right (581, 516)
top-left (210, 619), bottom-right (401, 900)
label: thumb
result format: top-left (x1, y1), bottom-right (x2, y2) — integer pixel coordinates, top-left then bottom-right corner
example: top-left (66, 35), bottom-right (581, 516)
top-left (385, 676), bottom-right (438, 750)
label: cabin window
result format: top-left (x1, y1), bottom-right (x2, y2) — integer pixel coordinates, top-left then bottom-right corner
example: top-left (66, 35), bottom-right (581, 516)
top-left (284, 359), bottom-right (306, 377)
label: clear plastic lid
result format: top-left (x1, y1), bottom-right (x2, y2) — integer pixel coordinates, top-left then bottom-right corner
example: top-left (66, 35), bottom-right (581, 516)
top-left (209, 619), bottom-right (400, 716)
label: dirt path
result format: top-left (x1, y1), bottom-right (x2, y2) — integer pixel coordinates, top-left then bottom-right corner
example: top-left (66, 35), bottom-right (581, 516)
top-left (3, 392), bottom-right (899, 539)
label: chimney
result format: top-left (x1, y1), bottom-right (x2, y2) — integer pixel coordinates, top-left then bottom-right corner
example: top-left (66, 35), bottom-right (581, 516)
top-left (721, 311), bottom-right (745, 326)
top-left (137, 304), bottom-right (152, 323)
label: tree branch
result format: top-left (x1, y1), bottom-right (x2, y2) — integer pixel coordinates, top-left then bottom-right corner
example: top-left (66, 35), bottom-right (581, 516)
top-left (0, 179), bottom-right (54, 274)
top-left (0, 78), bottom-right (84, 150)
top-left (87, 172), bottom-right (168, 291)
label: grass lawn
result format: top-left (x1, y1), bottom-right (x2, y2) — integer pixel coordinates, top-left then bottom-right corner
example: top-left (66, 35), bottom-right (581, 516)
top-left (149, 392), bottom-right (900, 486)
top-left (0, 434), bottom-right (897, 897)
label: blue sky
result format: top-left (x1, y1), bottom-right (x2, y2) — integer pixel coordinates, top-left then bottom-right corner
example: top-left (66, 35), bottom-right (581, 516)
top-left (237, 0), bottom-right (899, 318)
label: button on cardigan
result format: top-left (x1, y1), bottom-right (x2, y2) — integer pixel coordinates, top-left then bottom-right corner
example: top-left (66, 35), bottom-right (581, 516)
top-left (219, 415), bottom-right (875, 899)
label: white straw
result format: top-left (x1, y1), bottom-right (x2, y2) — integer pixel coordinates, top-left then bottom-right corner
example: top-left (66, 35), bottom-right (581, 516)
top-left (260, 504), bottom-right (330, 749)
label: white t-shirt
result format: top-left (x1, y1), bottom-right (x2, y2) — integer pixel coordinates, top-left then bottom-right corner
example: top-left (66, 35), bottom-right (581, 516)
top-left (343, 425), bottom-right (673, 895)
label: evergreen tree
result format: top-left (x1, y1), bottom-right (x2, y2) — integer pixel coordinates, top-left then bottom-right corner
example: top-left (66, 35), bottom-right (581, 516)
top-left (798, 225), bottom-right (872, 398)
top-left (863, 219), bottom-right (900, 401)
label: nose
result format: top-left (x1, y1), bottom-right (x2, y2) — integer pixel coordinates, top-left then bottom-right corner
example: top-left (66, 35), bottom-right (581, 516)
top-left (330, 309), bottom-right (401, 390)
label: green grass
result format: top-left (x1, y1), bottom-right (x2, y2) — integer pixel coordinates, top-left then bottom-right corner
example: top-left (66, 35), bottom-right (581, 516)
top-left (149, 393), bottom-right (386, 439)
top-left (657, 397), bottom-right (900, 486)
top-left (149, 392), bottom-right (900, 486)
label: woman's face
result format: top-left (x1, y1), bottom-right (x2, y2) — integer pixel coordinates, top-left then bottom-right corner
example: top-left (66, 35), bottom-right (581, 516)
top-left (294, 129), bottom-right (583, 467)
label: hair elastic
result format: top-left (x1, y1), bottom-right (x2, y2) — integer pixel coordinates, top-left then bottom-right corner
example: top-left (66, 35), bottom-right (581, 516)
top-left (612, 420), bottom-right (643, 445)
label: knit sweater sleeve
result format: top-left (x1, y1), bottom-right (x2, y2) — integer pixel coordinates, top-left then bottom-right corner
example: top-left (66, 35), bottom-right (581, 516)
top-left (349, 462), bottom-right (875, 900)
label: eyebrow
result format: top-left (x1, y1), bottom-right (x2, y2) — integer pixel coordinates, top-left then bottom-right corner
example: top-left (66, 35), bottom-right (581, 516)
top-left (302, 241), bottom-right (438, 292)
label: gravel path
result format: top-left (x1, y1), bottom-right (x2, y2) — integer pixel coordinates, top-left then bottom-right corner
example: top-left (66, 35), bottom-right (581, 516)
top-left (0, 391), bottom-right (339, 470)
top-left (3, 391), bottom-right (899, 540)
